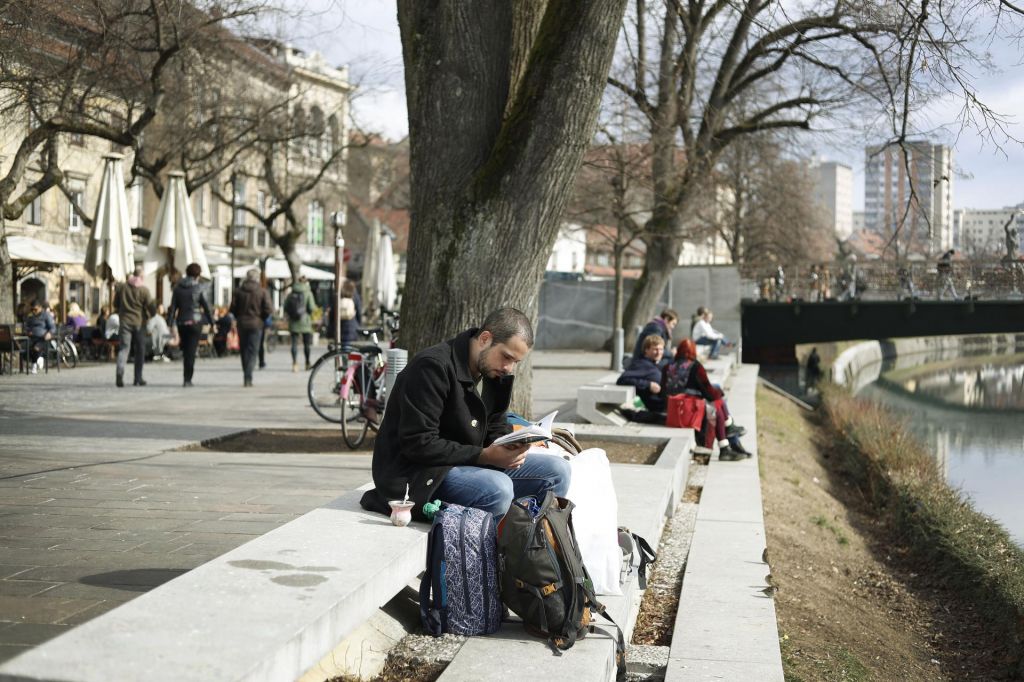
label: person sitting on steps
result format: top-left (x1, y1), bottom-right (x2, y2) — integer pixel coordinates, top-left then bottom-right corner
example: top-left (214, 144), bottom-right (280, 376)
top-left (664, 339), bottom-right (749, 461)
top-left (630, 308), bottom-right (678, 368)
top-left (360, 307), bottom-right (570, 521)
top-left (616, 334), bottom-right (667, 420)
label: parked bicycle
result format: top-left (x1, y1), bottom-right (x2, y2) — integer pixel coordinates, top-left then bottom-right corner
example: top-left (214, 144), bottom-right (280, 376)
top-left (55, 325), bottom-right (78, 369)
top-left (306, 314), bottom-right (400, 424)
top-left (338, 331), bottom-right (389, 448)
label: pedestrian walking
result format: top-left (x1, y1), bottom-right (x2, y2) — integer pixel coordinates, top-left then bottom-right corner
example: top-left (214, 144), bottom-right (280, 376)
top-left (113, 266), bottom-right (155, 387)
top-left (936, 249), bottom-right (958, 300)
top-left (284, 275), bottom-right (317, 372)
top-left (167, 263), bottom-right (214, 387)
top-left (230, 268), bottom-right (273, 387)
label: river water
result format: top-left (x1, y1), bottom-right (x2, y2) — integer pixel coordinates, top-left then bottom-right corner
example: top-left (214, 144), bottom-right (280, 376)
top-left (857, 352), bottom-right (1024, 547)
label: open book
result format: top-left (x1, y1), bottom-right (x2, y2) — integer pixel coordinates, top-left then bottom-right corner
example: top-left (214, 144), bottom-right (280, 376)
top-left (492, 410), bottom-right (558, 446)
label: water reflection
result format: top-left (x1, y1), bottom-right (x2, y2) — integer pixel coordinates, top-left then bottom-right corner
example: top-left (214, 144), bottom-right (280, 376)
top-left (892, 361), bottom-right (1024, 410)
top-left (858, 352), bottom-right (1024, 547)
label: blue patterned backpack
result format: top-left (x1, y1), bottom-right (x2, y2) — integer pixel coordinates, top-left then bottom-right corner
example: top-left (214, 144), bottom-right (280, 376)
top-left (419, 503), bottom-right (503, 636)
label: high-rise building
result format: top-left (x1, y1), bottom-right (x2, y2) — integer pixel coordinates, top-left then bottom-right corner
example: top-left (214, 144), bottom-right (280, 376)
top-left (812, 161), bottom-right (853, 239)
top-left (864, 140), bottom-right (953, 255)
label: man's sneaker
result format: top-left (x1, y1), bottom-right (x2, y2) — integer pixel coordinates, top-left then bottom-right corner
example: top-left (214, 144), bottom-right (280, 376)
top-left (726, 424), bottom-right (746, 438)
top-left (692, 445), bottom-right (713, 456)
top-left (729, 441), bottom-right (751, 456)
top-left (36, 356), bottom-right (45, 370)
top-left (718, 444), bottom-right (746, 461)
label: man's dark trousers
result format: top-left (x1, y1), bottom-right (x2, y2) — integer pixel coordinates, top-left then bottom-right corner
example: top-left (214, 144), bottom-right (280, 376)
top-left (239, 328), bottom-right (261, 384)
top-left (117, 326), bottom-right (146, 383)
top-left (177, 324), bottom-right (202, 383)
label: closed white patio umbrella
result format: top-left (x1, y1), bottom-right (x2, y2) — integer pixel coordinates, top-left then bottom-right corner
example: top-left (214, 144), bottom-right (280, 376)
top-left (84, 154), bottom-right (134, 282)
top-left (143, 171), bottom-right (210, 279)
top-left (377, 230), bottom-right (397, 312)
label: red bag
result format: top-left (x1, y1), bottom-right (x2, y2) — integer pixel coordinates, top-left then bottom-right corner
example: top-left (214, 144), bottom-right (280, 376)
top-left (666, 394), bottom-right (705, 429)
top-left (226, 329), bottom-right (240, 352)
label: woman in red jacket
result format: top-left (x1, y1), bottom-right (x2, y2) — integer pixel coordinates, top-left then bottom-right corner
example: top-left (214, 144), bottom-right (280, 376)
top-left (663, 339), bottom-right (749, 460)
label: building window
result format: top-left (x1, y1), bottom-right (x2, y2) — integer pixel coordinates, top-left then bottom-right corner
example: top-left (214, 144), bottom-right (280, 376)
top-left (233, 177), bottom-right (247, 227)
top-left (25, 194), bottom-right (42, 225)
top-left (68, 132), bottom-right (85, 146)
top-left (256, 227), bottom-right (269, 248)
top-left (307, 200), bottom-right (324, 246)
top-left (68, 186), bottom-right (84, 232)
top-left (256, 190), bottom-right (266, 218)
top-left (69, 280), bottom-right (86, 306)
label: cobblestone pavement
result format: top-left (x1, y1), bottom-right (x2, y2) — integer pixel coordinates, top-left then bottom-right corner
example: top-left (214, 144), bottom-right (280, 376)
top-left (0, 347), bottom-right (611, 662)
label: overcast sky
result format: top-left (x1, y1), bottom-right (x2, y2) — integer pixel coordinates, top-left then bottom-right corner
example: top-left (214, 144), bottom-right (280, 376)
top-left (283, 1), bottom-right (1024, 212)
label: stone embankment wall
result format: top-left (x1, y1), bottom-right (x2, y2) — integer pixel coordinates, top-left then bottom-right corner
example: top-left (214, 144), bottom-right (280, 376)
top-left (831, 333), bottom-right (1024, 393)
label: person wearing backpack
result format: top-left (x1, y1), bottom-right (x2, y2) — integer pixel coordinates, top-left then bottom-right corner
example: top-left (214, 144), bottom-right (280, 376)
top-left (337, 279), bottom-right (361, 348)
top-left (360, 307), bottom-right (570, 521)
top-left (284, 275), bottom-right (317, 372)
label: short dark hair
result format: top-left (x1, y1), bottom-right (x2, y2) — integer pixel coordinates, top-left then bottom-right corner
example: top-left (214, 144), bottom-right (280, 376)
top-left (185, 263), bottom-right (202, 278)
top-left (479, 307), bottom-right (534, 347)
top-left (660, 308), bottom-right (679, 323)
top-left (695, 306), bottom-right (707, 317)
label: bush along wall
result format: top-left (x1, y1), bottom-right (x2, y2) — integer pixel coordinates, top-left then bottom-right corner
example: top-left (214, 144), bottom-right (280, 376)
top-left (820, 384), bottom-right (1024, 678)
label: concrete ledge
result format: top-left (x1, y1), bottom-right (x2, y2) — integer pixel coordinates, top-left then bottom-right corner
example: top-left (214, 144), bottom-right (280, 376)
top-left (577, 384), bottom-right (634, 425)
top-left (0, 488), bottom-right (429, 682)
top-left (666, 363), bottom-right (784, 682)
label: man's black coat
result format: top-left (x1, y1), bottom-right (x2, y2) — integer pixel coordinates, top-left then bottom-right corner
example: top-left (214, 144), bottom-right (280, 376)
top-left (360, 328), bottom-right (513, 519)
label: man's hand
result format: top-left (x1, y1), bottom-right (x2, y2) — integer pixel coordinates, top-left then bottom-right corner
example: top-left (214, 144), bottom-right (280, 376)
top-left (649, 381), bottom-right (661, 394)
top-left (479, 442), bottom-right (529, 470)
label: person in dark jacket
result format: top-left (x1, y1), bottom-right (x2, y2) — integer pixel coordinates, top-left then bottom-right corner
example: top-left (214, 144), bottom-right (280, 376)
top-left (24, 301), bottom-right (57, 372)
top-left (167, 263), bottom-right (214, 387)
top-left (616, 334), bottom-right (666, 412)
top-left (230, 268), bottom-right (273, 387)
top-left (113, 267), bottom-right (155, 387)
top-left (630, 308), bottom-right (678, 367)
top-left (360, 307), bottom-right (570, 521)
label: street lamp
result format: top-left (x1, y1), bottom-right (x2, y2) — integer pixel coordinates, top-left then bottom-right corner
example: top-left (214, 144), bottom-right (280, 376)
top-left (331, 209), bottom-right (346, 344)
top-left (229, 171), bottom-right (238, 295)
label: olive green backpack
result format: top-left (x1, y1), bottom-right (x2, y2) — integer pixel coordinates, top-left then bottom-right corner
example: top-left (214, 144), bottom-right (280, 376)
top-left (497, 491), bottom-right (626, 679)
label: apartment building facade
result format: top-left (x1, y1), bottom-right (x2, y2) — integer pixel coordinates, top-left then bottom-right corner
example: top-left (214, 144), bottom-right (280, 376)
top-left (864, 140), bottom-right (953, 256)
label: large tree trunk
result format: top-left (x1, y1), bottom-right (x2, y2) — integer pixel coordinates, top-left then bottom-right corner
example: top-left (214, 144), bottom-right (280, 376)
top-left (397, 0), bottom-right (627, 413)
top-left (622, 229), bottom-right (684, 339)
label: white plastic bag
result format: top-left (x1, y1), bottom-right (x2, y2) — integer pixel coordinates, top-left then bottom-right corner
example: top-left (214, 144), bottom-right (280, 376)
top-left (566, 448), bottom-right (622, 596)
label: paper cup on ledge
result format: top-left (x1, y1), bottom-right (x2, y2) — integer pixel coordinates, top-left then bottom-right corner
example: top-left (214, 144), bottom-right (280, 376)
top-left (388, 500), bottom-right (415, 527)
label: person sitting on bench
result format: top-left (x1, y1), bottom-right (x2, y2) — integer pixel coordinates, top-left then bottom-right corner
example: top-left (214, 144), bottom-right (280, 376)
top-left (360, 307), bottom-right (570, 520)
top-left (617, 334), bottom-right (667, 413)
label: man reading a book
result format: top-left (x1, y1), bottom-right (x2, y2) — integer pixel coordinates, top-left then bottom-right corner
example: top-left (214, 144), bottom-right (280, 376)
top-left (360, 307), bottom-right (570, 520)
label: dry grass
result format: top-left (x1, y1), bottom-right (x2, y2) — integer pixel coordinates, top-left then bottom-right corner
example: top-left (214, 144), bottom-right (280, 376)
top-left (820, 385), bottom-right (1024, 678)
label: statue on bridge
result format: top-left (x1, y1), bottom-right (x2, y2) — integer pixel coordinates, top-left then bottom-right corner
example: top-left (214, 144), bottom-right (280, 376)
top-left (1003, 211), bottom-right (1022, 293)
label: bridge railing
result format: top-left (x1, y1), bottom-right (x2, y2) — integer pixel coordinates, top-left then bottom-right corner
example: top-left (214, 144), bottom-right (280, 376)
top-left (741, 258), bottom-right (1024, 302)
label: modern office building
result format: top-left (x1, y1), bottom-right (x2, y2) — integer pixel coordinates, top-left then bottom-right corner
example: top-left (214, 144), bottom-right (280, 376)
top-left (864, 140), bottom-right (953, 255)
top-left (811, 161), bottom-right (854, 240)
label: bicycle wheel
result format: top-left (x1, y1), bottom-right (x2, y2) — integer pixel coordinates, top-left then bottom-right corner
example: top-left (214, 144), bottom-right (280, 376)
top-left (59, 338), bottom-right (78, 369)
top-left (265, 331), bottom-right (278, 353)
top-left (341, 363), bottom-right (370, 449)
top-left (307, 350), bottom-right (346, 423)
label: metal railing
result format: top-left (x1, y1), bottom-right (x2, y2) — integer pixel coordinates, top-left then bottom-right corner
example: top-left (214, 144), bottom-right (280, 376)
top-left (741, 258), bottom-right (1024, 302)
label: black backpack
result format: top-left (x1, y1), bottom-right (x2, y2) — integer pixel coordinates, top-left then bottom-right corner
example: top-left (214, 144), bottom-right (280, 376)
top-left (497, 492), bottom-right (625, 679)
top-left (284, 291), bottom-right (306, 321)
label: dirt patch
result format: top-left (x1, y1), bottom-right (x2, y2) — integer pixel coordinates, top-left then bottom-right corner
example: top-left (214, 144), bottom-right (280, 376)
top-left (191, 432), bottom-right (661, 463)
top-left (189, 428), bottom-right (374, 453)
top-left (758, 386), bottom-right (1008, 681)
top-left (578, 438), bottom-right (663, 464)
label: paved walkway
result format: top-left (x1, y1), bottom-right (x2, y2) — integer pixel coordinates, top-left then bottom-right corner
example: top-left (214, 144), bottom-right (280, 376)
top-left (0, 348), bottom-right (611, 662)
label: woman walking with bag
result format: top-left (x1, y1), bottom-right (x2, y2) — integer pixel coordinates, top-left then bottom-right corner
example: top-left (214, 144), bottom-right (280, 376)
top-left (167, 263), bottom-right (214, 387)
top-left (284, 275), bottom-right (317, 372)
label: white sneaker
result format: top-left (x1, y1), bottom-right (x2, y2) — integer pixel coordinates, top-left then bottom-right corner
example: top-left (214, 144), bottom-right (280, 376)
top-left (30, 365), bottom-right (38, 374)
top-left (36, 356), bottom-right (45, 370)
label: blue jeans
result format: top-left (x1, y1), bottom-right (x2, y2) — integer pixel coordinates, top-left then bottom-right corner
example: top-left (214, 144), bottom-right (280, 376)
top-left (695, 336), bottom-right (723, 358)
top-left (436, 455), bottom-right (571, 519)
